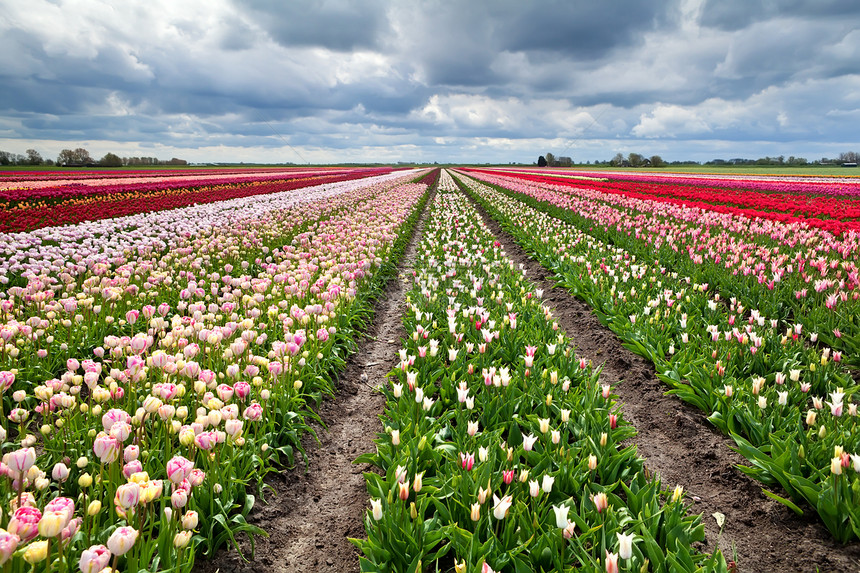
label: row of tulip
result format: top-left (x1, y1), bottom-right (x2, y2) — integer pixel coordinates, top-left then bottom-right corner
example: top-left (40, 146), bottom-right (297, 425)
top-left (454, 171), bottom-right (860, 542)
top-left (467, 169), bottom-right (860, 236)
top-left (353, 171), bottom-right (728, 572)
top-left (510, 168), bottom-right (860, 197)
top-left (0, 169), bottom-right (430, 571)
top-left (0, 168), bottom-right (392, 233)
top-left (0, 167), bottom-right (357, 190)
top-left (459, 169), bottom-right (860, 370)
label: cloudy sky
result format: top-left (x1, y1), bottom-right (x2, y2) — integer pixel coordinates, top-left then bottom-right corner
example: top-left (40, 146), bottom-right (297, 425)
top-left (1, 0), bottom-right (859, 164)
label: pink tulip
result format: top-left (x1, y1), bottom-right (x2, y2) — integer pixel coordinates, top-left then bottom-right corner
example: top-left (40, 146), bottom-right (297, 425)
top-left (93, 433), bottom-right (121, 463)
top-left (123, 460), bottom-right (143, 479)
top-left (0, 371), bottom-right (14, 392)
top-left (460, 452), bottom-right (474, 471)
top-left (44, 497), bottom-right (75, 525)
top-left (0, 530), bottom-right (19, 564)
top-left (106, 526), bottom-right (138, 556)
top-left (605, 550), bottom-right (619, 573)
top-left (234, 381), bottom-right (251, 399)
top-left (79, 544), bottom-right (111, 573)
top-left (8, 506), bottom-right (42, 542)
top-left (166, 455), bottom-right (194, 484)
top-left (5, 447), bottom-right (36, 477)
top-left (60, 517), bottom-right (81, 546)
top-left (243, 403), bottom-right (263, 421)
top-left (188, 468), bottom-right (206, 487)
top-left (216, 384), bottom-right (234, 401)
top-left (115, 482), bottom-right (141, 510)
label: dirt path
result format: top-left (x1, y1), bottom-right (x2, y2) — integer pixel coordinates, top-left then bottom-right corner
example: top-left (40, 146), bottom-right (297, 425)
top-left (466, 192), bottom-right (860, 573)
top-left (196, 193), bottom-right (433, 573)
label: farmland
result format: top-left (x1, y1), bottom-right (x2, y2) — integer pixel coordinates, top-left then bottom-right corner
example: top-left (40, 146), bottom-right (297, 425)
top-left (0, 166), bottom-right (859, 572)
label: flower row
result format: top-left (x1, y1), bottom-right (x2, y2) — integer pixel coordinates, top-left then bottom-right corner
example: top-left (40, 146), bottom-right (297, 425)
top-left (353, 171), bottom-right (727, 572)
top-left (0, 170), bottom-right (431, 571)
top-left (461, 169), bottom-right (860, 368)
top-left (455, 171), bottom-right (860, 542)
top-left (0, 168), bottom-right (393, 233)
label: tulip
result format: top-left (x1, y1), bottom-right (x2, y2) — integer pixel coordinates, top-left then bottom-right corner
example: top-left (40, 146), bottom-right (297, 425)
top-left (605, 550), bottom-right (619, 573)
top-left (538, 418), bottom-right (550, 433)
top-left (831, 457), bottom-right (843, 475)
top-left (107, 526), bottom-right (138, 556)
top-left (52, 462), bottom-right (70, 482)
top-left (467, 420), bottom-right (479, 437)
top-left (370, 499), bottom-right (383, 521)
top-left (23, 540), bottom-right (49, 564)
top-left (592, 492), bottom-right (608, 513)
top-left (541, 475), bottom-right (555, 493)
top-left (617, 531), bottom-right (634, 559)
top-left (553, 504), bottom-right (570, 528)
top-left (116, 482), bottom-right (141, 510)
top-left (79, 544), bottom-right (111, 573)
top-left (93, 434), bottom-right (120, 464)
top-left (492, 494), bottom-right (513, 519)
top-left (529, 480), bottom-right (540, 497)
top-left (522, 434), bottom-right (538, 451)
top-left (166, 455), bottom-right (194, 483)
top-left (6, 447), bottom-right (36, 477)
top-left (398, 481), bottom-right (410, 501)
top-left (8, 506), bottom-right (42, 542)
top-left (471, 502), bottom-right (481, 521)
top-left (0, 530), bottom-right (19, 565)
top-left (460, 452), bottom-right (474, 471)
top-left (174, 530), bottom-right (193, 548)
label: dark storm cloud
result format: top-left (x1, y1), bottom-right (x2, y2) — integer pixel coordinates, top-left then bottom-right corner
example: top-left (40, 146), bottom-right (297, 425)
top-left (400, 0), bottom-right (674, 89)
top-left (239, 0), bottom-right (392, 51)
top-left (699, 0), bottom-right (860, 31)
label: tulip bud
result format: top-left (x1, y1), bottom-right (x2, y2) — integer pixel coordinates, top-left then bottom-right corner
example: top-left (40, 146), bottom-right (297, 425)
top-left (87, 500), bottom-right (102, 516)
top-left (370, 499), bottom-right (382, 521)
top-left (174, 530), bottom-right (192, 548)
top-left (470, 502), bottom-right (480, 521)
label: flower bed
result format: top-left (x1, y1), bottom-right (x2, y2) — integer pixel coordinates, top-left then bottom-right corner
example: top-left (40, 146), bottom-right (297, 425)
top-left (456, 170), bottom-right (860, 543)
top-left (353, 171), bottom-right (727, 572)
top-left (0, 169), bottom-right (430, 571)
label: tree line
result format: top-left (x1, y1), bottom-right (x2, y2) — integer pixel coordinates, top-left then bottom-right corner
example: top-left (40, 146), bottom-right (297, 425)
top-left (0, 147), bottom-right (187, 167)
top-left (537, 150), bottom-right (860, 168)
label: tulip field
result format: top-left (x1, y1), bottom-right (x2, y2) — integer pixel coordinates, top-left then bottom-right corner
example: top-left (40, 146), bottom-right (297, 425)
top-left (0, 164), bottom-right (858, 572)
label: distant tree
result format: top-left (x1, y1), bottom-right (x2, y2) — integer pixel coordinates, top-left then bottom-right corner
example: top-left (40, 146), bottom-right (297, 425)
top-left (545, 152), bottom-right (556, 166)
top-left (839, 151), bottom-right (859, 163)
top-left (0, 151), bottom-right (11, 166)
top-left (58, 148), bottom-right (93, 165)
top-left (537, 155), bottom-right (548, 167)
top-left (557, 156), bottom-right (572, 167)
top-left (628, 152), bottom-right (644, 167)
top-left (57, 149), bottom-right (75, 165)
top-left (649, 155), bottom-right (665, 167)
top-left (99, 152), bottom-right (123, 167)
top-left (74, 148), bottom-right (93, 164)
top-left (25, 149), bottom-right (43, 165)
top-left (610, 153), bottom-right (624, 166)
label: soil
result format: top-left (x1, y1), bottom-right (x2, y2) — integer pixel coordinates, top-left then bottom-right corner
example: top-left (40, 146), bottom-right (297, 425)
top-left (195, 193), bottom-right (433, 573)
top-left (467, 192), bottom-right (860, 573)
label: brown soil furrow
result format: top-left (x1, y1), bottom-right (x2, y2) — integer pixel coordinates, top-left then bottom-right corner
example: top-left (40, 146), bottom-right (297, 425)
top-left (196, 192), bottom-right (433, 573)
top-left (466, 191), bottom-right (860, 573)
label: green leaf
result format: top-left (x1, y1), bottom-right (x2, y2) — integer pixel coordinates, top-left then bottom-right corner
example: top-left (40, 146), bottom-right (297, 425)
top-left (761, 489), bottom-right (804, 515)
